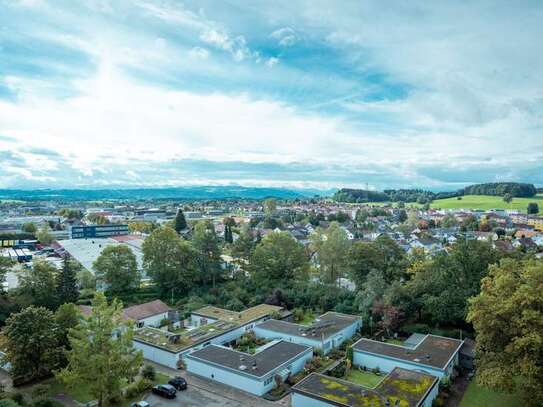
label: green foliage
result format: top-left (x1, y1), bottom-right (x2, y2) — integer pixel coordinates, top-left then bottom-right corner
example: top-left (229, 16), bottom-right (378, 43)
top-left (17, 259), bottom-right (58, 310)
top-left (250, 231), bottom-right (308, 290)
top-left (0, 400), bottom-right (20, 407)
top-left (93, 245), bottom-right (140, 293)
top-left (405, 240), bottom-right (499, 326)
top-left (142, 226), bottom-right (198, 295)
top-left (31, 383), bottom-right (50, 400)
top-left (36, 224), bottom-right (53, 245)
top-left (527, 202), bottom-right (539, 214)
top-left (467, 259), bottom-right (543, 406)
top-left (57, 292), bottom-right (143, 407)
top-left (56, 257), bottom-right (79, 304)
top-left (192, 220), bottom-right (222, 287)
top-left (141, 364), bottom-right (155, 381)
top-left (231, 225), bottom-right (254, 259)
top-left (4, 306), bottom-right (64, 383)
top-left (464, 182), bottom-right (536, 198)
top-left (310, 222), bottom-right (350, 285)
top-left (124, 378), bottom-right (153, 399)
top-left (21, 222), bottom-right (37, 234)
top-left (173, 209), bottom-right (187, 232)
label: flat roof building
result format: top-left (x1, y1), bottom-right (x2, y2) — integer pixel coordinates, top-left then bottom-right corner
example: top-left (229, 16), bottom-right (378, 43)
top-left (254, 311), bottom-right (361, 354)
top-left (187, 340), bottom-right (313, 396)
top-left (353, 334), bottom-right (463, 380)
top-left (70, 224), bottom-right (129, 239)
top-left (292, 367), bottom-right (439, 407)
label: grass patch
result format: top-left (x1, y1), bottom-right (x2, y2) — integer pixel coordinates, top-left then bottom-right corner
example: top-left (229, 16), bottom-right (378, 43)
top-left (298, 313), bottom-right (315, 326)
top-left (460, 380), bottom-right (522, 407)
top-left (43, 372), bottom-right (171, 405)
top-left (431, 194), bottom-right (543, 213)
top-left (344, 369), bottom-right (383, 388)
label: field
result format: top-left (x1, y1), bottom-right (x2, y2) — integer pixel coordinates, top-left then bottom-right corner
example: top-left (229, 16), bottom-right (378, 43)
top-left (431, 194), bottom-right (543, 212)
top-left (460, 380), bottom-right (521, 407)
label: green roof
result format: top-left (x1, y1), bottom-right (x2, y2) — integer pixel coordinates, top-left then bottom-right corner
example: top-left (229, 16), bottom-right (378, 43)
top-left (292, 367), bottom-right (438, 407)
top-left (192, 304), bottom-right (284, 324)
top-left (133, 320), bottom-right (238, 353)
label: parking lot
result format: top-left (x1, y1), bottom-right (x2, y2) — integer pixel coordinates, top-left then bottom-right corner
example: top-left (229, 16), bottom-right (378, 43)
top-left (143, 387), bottom-right (255, 407)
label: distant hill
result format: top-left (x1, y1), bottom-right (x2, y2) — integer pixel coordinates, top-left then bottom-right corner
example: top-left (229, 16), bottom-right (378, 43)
top-left (0, 186), bottom-right (322, 201)
top-left (463, 182), bottom-right (536, 198)
top-left (334, 182), bottom-right (537, 203)
top-left (334, 188), bottom-right (457, 203)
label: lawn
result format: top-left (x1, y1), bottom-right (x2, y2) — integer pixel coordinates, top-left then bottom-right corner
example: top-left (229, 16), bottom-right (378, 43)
top-left (431, 194), bottom-right (543, 212)
top-left (383, 338), bottom-right (404, 345)
top-left (344, 369), bottom-right (383, 388)
top-left (297, 312), bottom-right (315, 326)
top-left (459, 380), bottom-right (522, 407)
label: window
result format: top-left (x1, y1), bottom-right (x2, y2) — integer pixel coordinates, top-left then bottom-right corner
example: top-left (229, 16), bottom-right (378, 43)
top-left (264, 377), bottom-right (273, 385)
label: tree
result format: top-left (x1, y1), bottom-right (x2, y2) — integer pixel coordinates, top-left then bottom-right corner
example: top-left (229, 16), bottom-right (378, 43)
top-left (56, 257), bottom-right (79, 304)
top-left (310, 222), bottom-right (349, 285)
top-left (441, 214), bottom-right (458, 228)
top-left (4, 307), bottom-right (63, 382)
top-left (93, 245), bottom-right (139, 293)
top-left (21, 222), bottom-right (37, 234)
top-left (57, 293), bottom-right (143, 407)
top-left (87, 214), bottom-right (109, 225)
top-left (17, 259), bottom-right (58, 310)
top-left (224, 225), bottom-right (233, 244)
top-left (142, 226), bottom-right (197, 296)
top-left (250, 232), bottom-right (308, 289)
top-left (174, 209), bottom-right (187, 233)
top-left (527, 202), bottom-right (539, 215)
top-left (263, 198), bottom-right (277, 215)
top-left (503, 193), bottom-right (513, 204)
top-left (54, 303), bottom-right (80, 350)
top-left (467, 259), bottom-right (543, 406)
top-left (36, 224), bottom-right (53, 245)
top-left (354, 270), bottom-right (387, 318)
top-left (397, 210), bottom-right (408, 223)
top-left (231, 225), bottom-right (254, 259)
top-left (192, 220), bottom-right (222, 287)
top-left (405, 240), bottom-right (499, 325)
top-left (0, 256), bottom-right (14, 284)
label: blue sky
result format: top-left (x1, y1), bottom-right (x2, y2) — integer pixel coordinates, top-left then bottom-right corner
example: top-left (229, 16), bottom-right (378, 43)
top-left (0, 0), bottom-right (542, 191)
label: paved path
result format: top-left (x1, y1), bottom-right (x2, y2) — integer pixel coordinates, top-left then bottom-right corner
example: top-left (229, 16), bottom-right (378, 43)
top-left (146, 361), bottom-right (279, 407)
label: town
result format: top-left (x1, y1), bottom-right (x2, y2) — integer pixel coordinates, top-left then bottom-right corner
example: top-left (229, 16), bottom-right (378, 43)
top-left (0, 183), bottom-right (541, 407)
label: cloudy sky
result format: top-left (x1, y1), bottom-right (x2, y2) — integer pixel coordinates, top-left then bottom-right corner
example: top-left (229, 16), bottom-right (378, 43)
top-left (1, 0), bottom-right (542, 190)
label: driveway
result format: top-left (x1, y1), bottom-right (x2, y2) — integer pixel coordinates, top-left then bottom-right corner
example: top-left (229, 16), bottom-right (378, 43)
top-left (144, 389), bottom-right (247, 407)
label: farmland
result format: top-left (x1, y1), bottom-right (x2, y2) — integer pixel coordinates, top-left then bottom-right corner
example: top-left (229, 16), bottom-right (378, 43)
top-left (430, 194), bottom-right (543, 212)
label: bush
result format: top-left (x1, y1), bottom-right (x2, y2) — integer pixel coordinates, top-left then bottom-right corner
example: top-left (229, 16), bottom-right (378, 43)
top-left (141, 364), bottom-right (156, 381)
top-left (31, 384), bottom-right (50, 401)
top-left (125, 379), bottom-right (153, 399)
top-left (0, 400), bottom-right (20, 407)
top-left (372, 366), bottom-right (381, 375)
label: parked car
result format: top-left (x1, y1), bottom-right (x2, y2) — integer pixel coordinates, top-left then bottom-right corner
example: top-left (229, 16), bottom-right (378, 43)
top-left (151, 384), bottom-right (176, 399)
top-left (130, 402), bottom-right (150, 407)
top-left (168, 376), bottom-right (187, 391)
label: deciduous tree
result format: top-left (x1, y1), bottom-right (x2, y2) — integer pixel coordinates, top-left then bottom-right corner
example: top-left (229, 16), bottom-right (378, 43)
top-left (310, 222), bottom-right (349, 285)
top-left (467, 259), bottom-right (543, 406)
top-left (93, 245), bottom-right (139, 293)
top-left (17, 259), bottom-right (58, 310)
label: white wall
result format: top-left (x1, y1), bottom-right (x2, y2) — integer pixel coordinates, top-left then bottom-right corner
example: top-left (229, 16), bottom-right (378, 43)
top-left (422, 381), bottom-right (440, 407)
top-left (353, 351), bottom-right (445, 379)
top-left (190, 314), bottom-right (218, 327)
top-left (186, 348), bottom-right (312, 396)
top-left (254, 320), bottom-right (360, 355)
top-left (291, 393), bottom-right (332, 407)
top-left (133, 340), bottom-right (181, 369)
top-left (140, 312), bottom-right (169, 328)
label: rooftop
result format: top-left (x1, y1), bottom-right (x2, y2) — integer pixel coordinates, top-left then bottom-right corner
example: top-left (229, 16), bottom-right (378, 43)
top-left (353, 334), bottom-right (463, 370)
top-left (123, 300), bottom-right (171, 321)
top-left (186, 340), bottom-right (311, 378)
top-left (192, 303), bottom-right (285, 325)
top-left (133, 320), bottom-right (239, 353)
top-left (256, 311), bottom-right (360, 340)
top-left (292, 367), bottom-right (438, 407)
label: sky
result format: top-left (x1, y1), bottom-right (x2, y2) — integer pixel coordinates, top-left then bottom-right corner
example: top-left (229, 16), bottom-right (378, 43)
top-left (0, 0), bottom-right (542, 191)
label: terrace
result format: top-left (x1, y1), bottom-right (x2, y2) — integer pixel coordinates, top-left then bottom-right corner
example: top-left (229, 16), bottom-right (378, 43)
top-left (133, 320), bottom-right (238, 352)
top-left (292, 367), bottom-right (438, 407)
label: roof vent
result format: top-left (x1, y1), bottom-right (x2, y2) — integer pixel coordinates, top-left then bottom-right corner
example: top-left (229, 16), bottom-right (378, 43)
top-left (414, 358), bottom-right (421, 362)
top-left (426, 354), bottom-right (431, 360)
top-left (239, 365), bottom-right (247, 370)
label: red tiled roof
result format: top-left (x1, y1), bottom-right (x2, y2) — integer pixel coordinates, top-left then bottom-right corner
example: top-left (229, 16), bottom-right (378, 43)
top-left (122, 300), bottom-right (171, 321)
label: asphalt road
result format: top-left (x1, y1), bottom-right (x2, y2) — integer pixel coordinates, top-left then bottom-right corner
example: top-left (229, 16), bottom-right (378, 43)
top-left (144, 388), bottom-right (248, 407)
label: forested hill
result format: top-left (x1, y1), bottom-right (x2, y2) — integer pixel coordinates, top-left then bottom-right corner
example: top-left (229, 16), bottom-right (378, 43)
top-left (334, 182), bottom-right (537, 203)
top-left (462, 182), bottom-right (536, 197)
top-left (0, 186), bottom-right (320, 201)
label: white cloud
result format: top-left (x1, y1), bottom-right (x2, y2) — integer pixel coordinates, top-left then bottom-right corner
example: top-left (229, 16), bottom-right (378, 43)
top-left (266, 57), bottom-right (279, 67)
top-left (189, 46), bottom-right (210, 59)
top-left (270, 27), bottom-right (298, 47)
